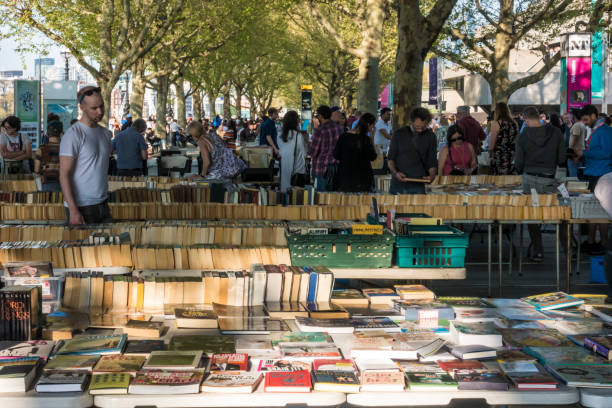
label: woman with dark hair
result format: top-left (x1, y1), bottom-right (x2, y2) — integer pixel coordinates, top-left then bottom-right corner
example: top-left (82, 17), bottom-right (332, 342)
top-left (1, 115), bottom-right (32, 173)
top-left (333, 112), bottom-right (377, 192)
top-left (489, 101), bottom-right (518, 175)
top-left (438, 125), bottom-right (477, 176)
top-left (278, 110), bottom-right (308, 192)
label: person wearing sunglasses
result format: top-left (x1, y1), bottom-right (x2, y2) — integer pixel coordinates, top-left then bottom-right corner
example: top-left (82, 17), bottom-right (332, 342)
top-left (59, 86), bottom-right (112, 225)
top-left (0, 115), bottom-right (32, 174)
top-left (438, 125), bottom-right (477, 176)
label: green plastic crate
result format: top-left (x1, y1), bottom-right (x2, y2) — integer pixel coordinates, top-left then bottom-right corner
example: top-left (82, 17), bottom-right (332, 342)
top-left (395, 225), bottom-right (469, 268)
top-left (287, 233), bottom-right (394, 268)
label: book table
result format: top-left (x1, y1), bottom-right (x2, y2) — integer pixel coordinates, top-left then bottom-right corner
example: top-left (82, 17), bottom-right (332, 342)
top-left (94, 386), bottom-right (346, 408)
top-left (580, 387), bottom-right (612, 408)
top-left (346, 387), bottom-right (580, 406)
top-left (0, 390), bottom-right (92, 408)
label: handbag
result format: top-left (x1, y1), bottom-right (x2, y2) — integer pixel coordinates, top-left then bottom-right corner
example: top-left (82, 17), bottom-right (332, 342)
top-left (290, 130), bottom-right (307, 187)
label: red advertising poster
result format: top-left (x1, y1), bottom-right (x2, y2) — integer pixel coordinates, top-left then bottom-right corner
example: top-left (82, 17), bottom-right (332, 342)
top-left (567, 57), bottom-right (591, 108)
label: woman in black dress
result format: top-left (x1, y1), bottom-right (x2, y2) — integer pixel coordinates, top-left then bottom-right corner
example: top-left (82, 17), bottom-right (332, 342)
top-left (333, 112), bottom-right (378, 192)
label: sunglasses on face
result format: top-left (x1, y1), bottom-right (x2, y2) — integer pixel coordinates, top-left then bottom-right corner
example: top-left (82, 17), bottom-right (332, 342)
top-left (79, 87), bottom-right (101, 103)
top-left (450, 137), bottom-right (464, 142)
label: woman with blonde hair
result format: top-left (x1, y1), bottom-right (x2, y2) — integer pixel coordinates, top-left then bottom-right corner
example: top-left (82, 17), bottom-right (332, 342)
top-left (489, 101), bottom-right (518, 175)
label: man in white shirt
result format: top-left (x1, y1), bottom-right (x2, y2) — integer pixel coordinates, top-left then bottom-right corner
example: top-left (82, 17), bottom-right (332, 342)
top-left (374, 107), bottom-right (392, 152)
top-left (59, 86), bottom-right (112, 225)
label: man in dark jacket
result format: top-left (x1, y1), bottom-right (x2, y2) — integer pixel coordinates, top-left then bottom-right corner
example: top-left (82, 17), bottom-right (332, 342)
top-left (388, 107), bottom-right (437, 194)
top-left (515, 106), bottom-right (566, 262)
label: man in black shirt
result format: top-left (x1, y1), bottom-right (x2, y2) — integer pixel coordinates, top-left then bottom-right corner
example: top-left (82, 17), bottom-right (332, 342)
top-left (388, 107), bottom-right (437, 194)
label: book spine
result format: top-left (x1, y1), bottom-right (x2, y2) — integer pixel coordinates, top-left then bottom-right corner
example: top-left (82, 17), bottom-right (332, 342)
top-left (584, 337), bottom-right (612, 360)
top-left (307, 270), bottom-right (318, 304)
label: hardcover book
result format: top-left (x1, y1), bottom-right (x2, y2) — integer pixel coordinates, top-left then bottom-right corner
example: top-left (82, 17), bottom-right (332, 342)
top-left (436, 297), bottom-right (486, 309)
top-left (498, 329), bottom-right (574, 349)
top-left (35, 371), bottom-right (88, 393)
top-left (312, 370), bottom-right (360, 392)
top-left (312, 359), bottom-right (357, 372)
top-left (455, 371), bottom-right (509, 390)
top-left (235, 339), bottom-right (279, 358)
top-left (201, 372), bottom-right (262, 393)
top-left (450, 321), bottom-right (503, 348)
top-left (295, 317), bottom-right (354, 333)
top-left (584, 335), bottom-right (612, 360)
top-left (143, 351), bottom-right (203, 370)
top-left (505, 371), bottom-right (558, 390)
top-left (43, 355), bottom-right (99, 372)
top-left (304, 302), bottom-right (349, 319)
top-left (547, 364), bottom-right (612, 387)
top-left (351, 317), bottom-right (401, 332)
top-left (169, 335), bottom-right (235, 354)
top-left (209, 353), bottom-right (249, 372)
top-left (449, 344), bottom-right (497, 360)
top-left (93, 354), bottom-right (146, 374)
top-left (393, 284), bottom-right (435, 301)
top-left (271, 332), bottom-right (333, 347)
top-left (174, 308), bottom-right (218, 329)
top-left (218, 317), bottom-right (289, 335)
top-left (280, 344), bottom-right (342, 361)
top-left (0, 359), bottom-right (39, 392)
top-left (124, 340), bottom-right (166, 356)
top-left (264, 370), bottom-right (312, 392)
top-left (362, 288), bottom-right (400, 305)
top-left (331, 289), bottom-right (369, 306)
top-left (128, 370), bottom-right (205, 394)
top-left (405, 372), bottom-right (458, 390)
top-left (89, 372), bottom-right (131, 395)
top-left (521, 292), bottom-right (584, 311)
top-left (0, 340), bottom-right (55, 360)
top-left (525, 346), bottom-right (607, 365)
top-left (55, 334), bottom-right (126, 356)
top-left (256, 359), bottom-right (311, 372)
top-left (123, 320), bottom-right (164, 338)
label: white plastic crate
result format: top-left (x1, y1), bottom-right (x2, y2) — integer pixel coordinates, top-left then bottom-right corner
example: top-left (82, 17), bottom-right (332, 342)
top-left (570, 196), bottom-right (610, 219)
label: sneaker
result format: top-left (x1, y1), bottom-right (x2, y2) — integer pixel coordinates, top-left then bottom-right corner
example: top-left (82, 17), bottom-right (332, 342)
top-left (530, 252), bottom-right (544, 263)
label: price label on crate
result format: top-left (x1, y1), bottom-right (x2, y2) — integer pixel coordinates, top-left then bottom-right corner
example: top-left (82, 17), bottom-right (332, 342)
top-left (352, 224), bottom-right (383, 235)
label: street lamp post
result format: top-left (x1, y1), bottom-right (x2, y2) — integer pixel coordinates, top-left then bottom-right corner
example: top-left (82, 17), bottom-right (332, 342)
top-left (60, 51), bottom-right (71, 81)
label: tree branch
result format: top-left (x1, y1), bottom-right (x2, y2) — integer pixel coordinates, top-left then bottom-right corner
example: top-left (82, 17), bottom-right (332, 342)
top-left (506, 51), bottom-right (561, 96)
top-left (515, 0), bottom-right (572, 41)
top-left (474, 0), bottom-right (512, 35)
top-left (309, 0), bottom-right (362, 58)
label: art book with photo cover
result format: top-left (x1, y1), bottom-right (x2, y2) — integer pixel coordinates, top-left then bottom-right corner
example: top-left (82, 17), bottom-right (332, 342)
top-left (498, 329), bottom-right (574, 349)
top-left (93, 354), bottom-right (146, 374)
top-left (208, 353), bottom-right (248, 372)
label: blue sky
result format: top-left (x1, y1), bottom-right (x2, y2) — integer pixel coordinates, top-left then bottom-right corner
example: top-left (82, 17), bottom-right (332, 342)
top-left (0, 35), bottom-right (64, 76)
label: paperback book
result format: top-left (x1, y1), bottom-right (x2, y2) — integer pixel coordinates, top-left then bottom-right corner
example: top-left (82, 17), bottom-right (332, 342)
top-left (521, 292), bottom-right (584, 311)
top-left (201, 372), bottom-right (263, 393)
top-left (405, 372), bottom-right (458, 390)
top-left (312, 370), bottom-right (360, 393)
top-left (128, 370), bottom-right (205, 394)
top-left (264, 370), bottom-right (312, 392)
top-left (89, 372), bottom-right (131, 395)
